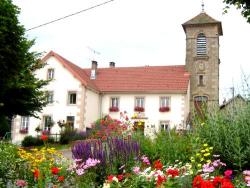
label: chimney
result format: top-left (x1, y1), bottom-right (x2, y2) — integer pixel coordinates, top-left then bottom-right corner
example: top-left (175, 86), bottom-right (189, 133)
top-left (109, 62), bottom-right (115, 68)
top-left (90, 60), bottom-right (97, 80)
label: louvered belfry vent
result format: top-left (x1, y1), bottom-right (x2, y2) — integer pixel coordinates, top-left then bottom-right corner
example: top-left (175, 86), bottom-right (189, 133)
top-left (197, 33), bottom-right (207, 56)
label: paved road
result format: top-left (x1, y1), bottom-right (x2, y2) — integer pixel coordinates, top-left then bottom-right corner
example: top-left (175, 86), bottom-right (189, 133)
top-left (60, 149), bottom-right (73, 160)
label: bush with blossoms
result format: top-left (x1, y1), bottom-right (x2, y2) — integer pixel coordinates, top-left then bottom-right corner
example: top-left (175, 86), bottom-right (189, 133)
top-left (1, 112), bottom-right (250, 187)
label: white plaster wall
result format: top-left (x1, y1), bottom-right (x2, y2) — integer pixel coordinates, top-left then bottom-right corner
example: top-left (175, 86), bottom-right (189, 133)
top-left (84, 89), bottom-right (100, 128)
top-left (101, 93), bottom-right (187, 133)
top-left (12, 56), bottom-right (85, 144)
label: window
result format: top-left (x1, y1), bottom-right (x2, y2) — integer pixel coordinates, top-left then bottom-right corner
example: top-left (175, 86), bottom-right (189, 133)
top-left (20, 116), bottom-right (29, 133)
top-left (198, 75), bottom-right (204, 86)
top-left (111, 97), bottom-right (119, 108)
top-left (68, 92), bottom-right (77, 104)
top-left (66, 116), bottom-right (75, 129)
top-left (160, 121), bottom-right (169, 131)
top-left (135, 97), bottom-right (145, 112)
top-left (109, 97), bottom-right (119, 112)
top-left (197, 33), bottom-right (207, 56)
top-left (43, 116), bottom-right (53, 131)
top-left (46, 91), bottom-right (54, 104)
top-left (135, 97), bottom-right (144, 107)
top-left (160, 97), bottom-right (170, 107)
top-left (47, 68), bottom-right (54, 80)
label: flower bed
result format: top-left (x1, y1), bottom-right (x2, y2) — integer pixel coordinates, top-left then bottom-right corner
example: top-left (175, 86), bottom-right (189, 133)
top-left (109, 106), bottom-right (119, 112)
top-left (159, 106), bottom-right (170, 112)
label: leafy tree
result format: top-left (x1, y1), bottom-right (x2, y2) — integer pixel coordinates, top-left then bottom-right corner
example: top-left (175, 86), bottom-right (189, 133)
top-left (223, 0), bottom-right (250, 23)
top-left (0, 0), bottom-right (48, 136)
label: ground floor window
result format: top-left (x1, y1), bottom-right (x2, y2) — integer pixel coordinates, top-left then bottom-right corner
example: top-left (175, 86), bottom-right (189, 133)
top-left (43, 116), bottom-right (53, 132)
top-left (160, 121), bottom-right (169, 131)
top-left (66, 116), bottom-right (75, 129)
top-left (20, 116), bottom-right (29, 133)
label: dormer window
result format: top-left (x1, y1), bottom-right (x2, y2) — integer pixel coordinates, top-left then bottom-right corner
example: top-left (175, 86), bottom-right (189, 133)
top-left (47, 68), bottom-right (54, 80)
top-left (197, 33), bottom-right (207, 56)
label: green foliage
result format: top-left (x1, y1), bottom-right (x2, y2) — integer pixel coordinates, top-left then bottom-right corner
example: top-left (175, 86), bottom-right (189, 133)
top-left (194, 103), bottom-right (250, 171)
top-left (21, 135), bottom-right (54, 147)
top-left (134, 130), bottom-right (194, 164)
top-left (223, 0), bottom-right (250, 23)
top-left (0, 0), bottom-right (48, 120)
top-left (59, 128), bottom-right (88, 145)
top-left (0, 142), bottom-right (33, 186)
top-left (0, 115), bottom-right (10, 137)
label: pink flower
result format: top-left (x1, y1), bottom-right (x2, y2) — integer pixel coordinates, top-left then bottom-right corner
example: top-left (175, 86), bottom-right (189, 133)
top-left (133, 166), bottom-right (140, 174)
top-left (141, 155), bottom-right (150, 165)
top-left (243, 170), bottom-right (250, 176)
top-left (224, 170), bottom-right (233, 178)
top-left (16, 180), bottom-right (27, 187)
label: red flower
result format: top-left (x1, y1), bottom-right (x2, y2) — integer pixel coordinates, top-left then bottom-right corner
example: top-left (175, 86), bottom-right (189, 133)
top-left (58, 176), bottom-right (64, 182)
top-left (34, 169), bottom-right (40, 178)
top-left (157, 175), bottom-right (166, 187)
top-left (51, 167), bottom-right (60, 175)
top-left (41, 134), bottom-right (48, 141)
top-left (109, 106), bottom-right (119, 112)
top-left (221, 180), bottom-right (234, 188)
top-left (134, 106), bottom-right (144, 112)
top-left (159, 106), bottom-right (170, 112)
top-left (117, 174), bottom-right (123, 182)
top-left (108, 175), bottom-right (115, 182)
top-left (166, 169), bottom-right (179, 178)
top-left (213, 176), bottom-right (223, 186)
top-left (154, 160), bottom-right (163, 170)
top-left (193, 175), bottom-right (203, 188)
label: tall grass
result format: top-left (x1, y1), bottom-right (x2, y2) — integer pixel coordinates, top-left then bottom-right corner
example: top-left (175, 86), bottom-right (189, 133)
top-left (194, 102), bottom-right (250, 171)
top-left (133, 130), bottom-right (195, 164)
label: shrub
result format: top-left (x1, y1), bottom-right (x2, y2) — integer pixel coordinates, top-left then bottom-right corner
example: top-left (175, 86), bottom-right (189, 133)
top-left (0, 142), bottom-right (32, 186)
top-left (21, 136), bottom-right (43, 147)
top-left (194, 102), bottom-right (250, 171)
top-left (21, 136), bottom-right (54, 147)
top-left (134, 130), bottom-right (194, 164)
top-left (59, 129), bottom-right (88, 145)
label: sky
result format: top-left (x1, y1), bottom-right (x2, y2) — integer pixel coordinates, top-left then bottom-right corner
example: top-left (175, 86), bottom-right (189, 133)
top-left (13, 0), bottom-right (250, 102)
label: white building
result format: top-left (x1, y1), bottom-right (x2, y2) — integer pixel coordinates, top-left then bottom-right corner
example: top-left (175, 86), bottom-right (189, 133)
top-left (12, 11), bottom-right (223, 143)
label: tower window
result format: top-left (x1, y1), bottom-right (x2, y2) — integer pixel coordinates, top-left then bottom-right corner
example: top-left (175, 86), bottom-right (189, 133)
top-left (197, 33), bottom-right (207, 56)
top-left (198, 75), bottom-right (204, 86)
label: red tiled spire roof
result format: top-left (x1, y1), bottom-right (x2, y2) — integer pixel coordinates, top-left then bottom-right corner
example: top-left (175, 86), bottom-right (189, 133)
top-left (42, 51), bottom-right (190, 93)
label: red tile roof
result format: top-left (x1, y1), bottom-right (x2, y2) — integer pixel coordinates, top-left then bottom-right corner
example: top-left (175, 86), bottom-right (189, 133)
top-left (43, 51), bottom-right (190, 93)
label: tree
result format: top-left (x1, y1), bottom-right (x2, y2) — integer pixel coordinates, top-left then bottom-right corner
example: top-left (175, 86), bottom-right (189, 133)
top-left (223, 0), bottom-right (250, 23)
top-left (0, 0), bottom-right (48, 136)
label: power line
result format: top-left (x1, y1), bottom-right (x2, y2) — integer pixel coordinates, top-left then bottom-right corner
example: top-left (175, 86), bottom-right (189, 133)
top-left (26, 0), bottom-right (115, 31)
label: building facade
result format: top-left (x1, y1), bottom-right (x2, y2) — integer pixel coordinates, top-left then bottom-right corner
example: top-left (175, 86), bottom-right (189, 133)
top-left (11, 11), bottom-right (223, 143)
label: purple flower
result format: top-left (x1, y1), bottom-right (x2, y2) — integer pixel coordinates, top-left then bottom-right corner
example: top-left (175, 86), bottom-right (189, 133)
top-left (202, 163), bottom-right (215, 173)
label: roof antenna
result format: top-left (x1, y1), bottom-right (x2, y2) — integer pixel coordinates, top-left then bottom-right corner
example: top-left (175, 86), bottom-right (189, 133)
top-left (201, 0), bottom-right (205, 12)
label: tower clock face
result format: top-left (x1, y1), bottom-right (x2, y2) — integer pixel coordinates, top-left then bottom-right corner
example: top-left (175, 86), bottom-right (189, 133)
top-left (198, 61), bottom-right (205, 71)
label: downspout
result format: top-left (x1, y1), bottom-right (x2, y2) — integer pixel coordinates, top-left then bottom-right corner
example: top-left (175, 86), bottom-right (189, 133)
top-left (99, 93), bottom-right (103, 118)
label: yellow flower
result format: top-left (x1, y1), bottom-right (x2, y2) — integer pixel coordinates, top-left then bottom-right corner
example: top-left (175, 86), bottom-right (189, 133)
top-left (201, 150), bottom-right (205, 153)
top-left (200, 158), bottom-right (204, 161)
top-left (196, 153), bottom-right (200, 157)
top-left (209, 147), bottom-right (213, 150)
top-left (203, 144), bottom-right (208, 147)
top-left (206, 160), bottom-right (211, 163)
top-left (204, 153), bottom-right (210, 157)
top-left (197, 164), bottom-right (202, 167)
top-left (205, 148), bottom-right (209, 152)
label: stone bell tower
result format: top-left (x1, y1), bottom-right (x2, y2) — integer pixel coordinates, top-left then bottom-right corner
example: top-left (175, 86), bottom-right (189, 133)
top-left (182, 11), bottom-right (223, 111)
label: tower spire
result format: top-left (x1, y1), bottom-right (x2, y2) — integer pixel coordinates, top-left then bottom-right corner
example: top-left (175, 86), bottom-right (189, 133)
top-left (201, 0), bottom-right (205, 12)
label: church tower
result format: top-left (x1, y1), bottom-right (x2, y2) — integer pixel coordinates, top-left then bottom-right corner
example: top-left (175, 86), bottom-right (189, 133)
top-left (182, 11), bottom-right (223, 111)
